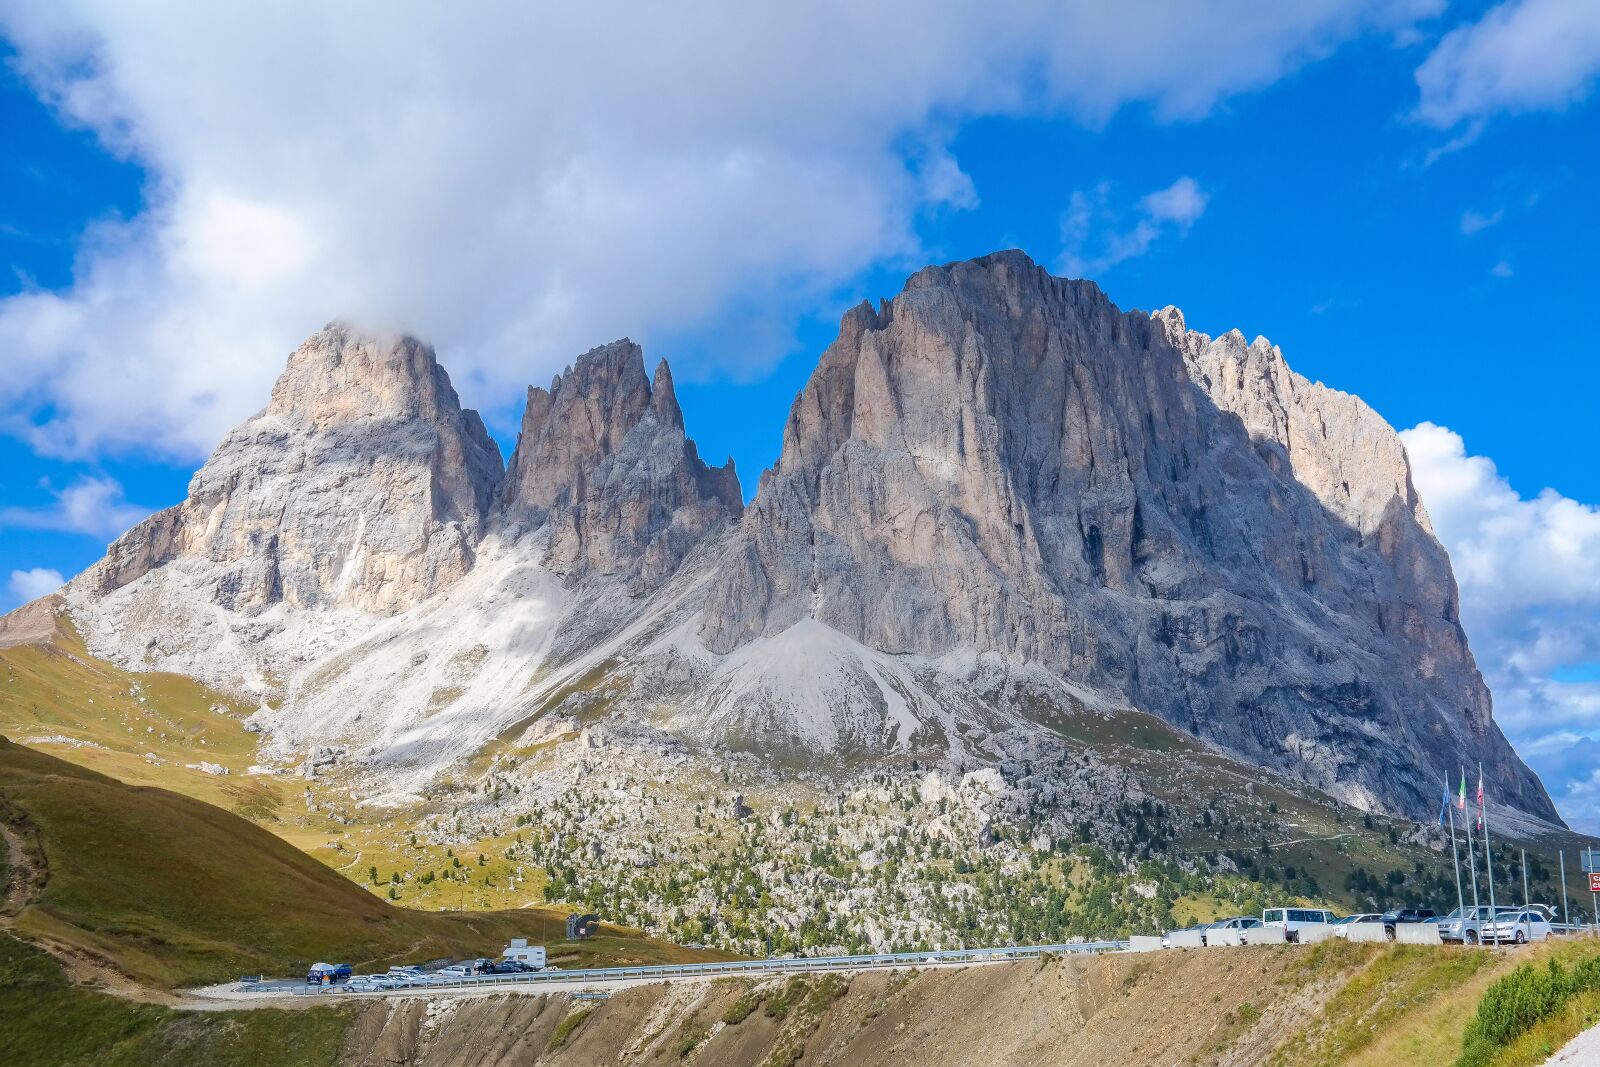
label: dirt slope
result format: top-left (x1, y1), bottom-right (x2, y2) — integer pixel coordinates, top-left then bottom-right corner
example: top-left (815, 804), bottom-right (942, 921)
top-left (337, 946), bottom-right (1353, 1067)
top-left (333, 938), bottom-right (1600, 1067)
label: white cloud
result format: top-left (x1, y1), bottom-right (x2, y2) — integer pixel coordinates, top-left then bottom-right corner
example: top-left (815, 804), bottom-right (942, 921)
top-left (0, 1), bottom-right (1438, 459)
top-left (1402, 422), bottom-right (1600, 830)
top-left (6, 567), bottom-right (64, 606)
top-left (1491, 260), bottom-right (1515, 278)
top-left (1057, 176), bottom-right (1209, 277)
top-left (1416, 0), bottom-right (1600, 127)
top-left (1460, 208), bottom-right (1503, 235)
top-left (1140, 176), bottom-right (1209, 227)
top-left (0, 475), bottom-right (152, 538)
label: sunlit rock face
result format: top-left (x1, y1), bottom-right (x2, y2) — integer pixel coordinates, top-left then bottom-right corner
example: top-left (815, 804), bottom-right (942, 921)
top-left (79, 323), bottom-right (503, 614)
top-left (699, 251), bottom-right (1552, 821)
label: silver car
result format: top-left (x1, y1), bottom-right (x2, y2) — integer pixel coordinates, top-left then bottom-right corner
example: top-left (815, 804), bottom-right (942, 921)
top-left (1437, 905), bottom-right (1519, 945)
top-left (1329, 913), bottom-right (1381, 939)
top-left (1482, 909), bottom-right (1552, 945)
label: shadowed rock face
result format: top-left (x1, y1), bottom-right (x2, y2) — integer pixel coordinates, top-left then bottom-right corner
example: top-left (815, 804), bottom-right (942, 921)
top-left (497, 339), bottom-right (741, 594)
top-left (79, 323), bottom-right (503, 614)
top-left (699, 251), bottom-right (1554, 821)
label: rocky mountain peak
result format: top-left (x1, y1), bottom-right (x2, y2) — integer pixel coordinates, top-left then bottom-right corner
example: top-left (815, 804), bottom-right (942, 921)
top-left (697, 249), bottom-right (1553, 821)
top-left (74, 324), bottom-right (503, 615)
top-left (498, 339), bottom-right (741, 593)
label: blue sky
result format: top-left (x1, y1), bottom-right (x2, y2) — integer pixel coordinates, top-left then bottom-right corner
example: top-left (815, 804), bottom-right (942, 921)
top-left (2, 1), bottom-right (1598, 826)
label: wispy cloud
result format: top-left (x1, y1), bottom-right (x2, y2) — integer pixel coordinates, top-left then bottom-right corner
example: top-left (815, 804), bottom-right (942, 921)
top-left (1058, 176), bottom-right (1209, 278)
top-left (1416, 0), bottom-right (1600, 129)
top-left (1491, 259), bottom-right (1514, 278)
top-left (0, 475), bottom-right (151, 539)
top-left (1460, 208), bottom-right (1504, 235)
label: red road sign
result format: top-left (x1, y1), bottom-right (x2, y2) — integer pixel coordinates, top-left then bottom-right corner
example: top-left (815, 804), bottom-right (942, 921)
top-left (1590, 872), bottom-right (1600, 893)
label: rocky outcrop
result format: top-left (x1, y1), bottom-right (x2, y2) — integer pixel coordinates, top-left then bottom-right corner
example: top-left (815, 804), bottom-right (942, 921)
top-left (497, 339), bottom-right (741, 594)
top-left (697, 251), bottom-right (1553, 821)
top-left (77, 324), bottom-right (503, 614)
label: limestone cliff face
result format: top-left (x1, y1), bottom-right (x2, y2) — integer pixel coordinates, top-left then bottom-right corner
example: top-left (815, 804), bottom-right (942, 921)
top-left (42, 253), bottom-right (1556, 824)
top-left (698, 251), bottom-right (1553, 821)
top-left (497, 339), bottom-right (741, 594)
top-left (79, 324), bottom-right (503, 614)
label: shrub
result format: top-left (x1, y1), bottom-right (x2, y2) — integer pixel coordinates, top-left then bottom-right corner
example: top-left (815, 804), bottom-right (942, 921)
top-left (546, 1007), bottom-right (592, 1052)
top-left (1458, 956), bottom-right (1600, 1067)
top-left (722, 990), bottom-right (764, 1025)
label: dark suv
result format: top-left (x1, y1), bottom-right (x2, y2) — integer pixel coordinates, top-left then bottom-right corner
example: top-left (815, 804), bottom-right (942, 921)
top-left (1380, 907), bottom-right (1436, 940)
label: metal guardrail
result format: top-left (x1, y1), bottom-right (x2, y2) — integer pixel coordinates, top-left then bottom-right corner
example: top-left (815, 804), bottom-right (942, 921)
top-left (284, 941), bottom-right (1130, 997)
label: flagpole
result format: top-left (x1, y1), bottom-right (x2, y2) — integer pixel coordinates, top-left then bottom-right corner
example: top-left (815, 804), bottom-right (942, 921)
top-left (1462, 769), bottom-right (1480, 915)
top-left (1446, 775), bottom-right (1464, 915)
top-left (1481, 762), bottom-right (1497, 927)
top-left (1560, 850), bottom-right (1569, 928)
top-left (1521, 849), bottom-right (1529, 909)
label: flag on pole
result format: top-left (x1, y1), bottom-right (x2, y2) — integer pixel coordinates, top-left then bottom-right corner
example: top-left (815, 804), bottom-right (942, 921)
top-left (1440, 780), bottom-right (1451, 827)
top-left (1477, 766), bottom-right (1486, 828)
top-left (1458, 769), bottom-right (1468, 811)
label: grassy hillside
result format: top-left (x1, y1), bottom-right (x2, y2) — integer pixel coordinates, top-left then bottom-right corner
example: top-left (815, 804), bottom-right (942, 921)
top-left (0, 615), bottom-right (289, 820)
top-left (0, 735), bottom-right (733, 988)
top-left (0, 932), bottom-right (352, 1067)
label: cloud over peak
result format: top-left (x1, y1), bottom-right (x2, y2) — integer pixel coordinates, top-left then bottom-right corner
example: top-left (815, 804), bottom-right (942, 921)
top-left (0, 1), bottom-right (1438, 460)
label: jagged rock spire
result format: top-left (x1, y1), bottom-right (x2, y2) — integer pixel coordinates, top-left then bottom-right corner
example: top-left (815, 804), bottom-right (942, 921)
top-left (498, 339), bottom-right (741, 593)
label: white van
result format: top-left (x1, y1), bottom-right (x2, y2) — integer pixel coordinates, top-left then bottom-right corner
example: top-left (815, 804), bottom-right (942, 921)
top-left (1262, 907), bottom-right (1336, 943)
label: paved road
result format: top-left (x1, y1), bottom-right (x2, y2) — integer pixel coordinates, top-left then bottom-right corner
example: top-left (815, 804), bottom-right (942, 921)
top-left (209, 942), bottom-right (1128, 1003)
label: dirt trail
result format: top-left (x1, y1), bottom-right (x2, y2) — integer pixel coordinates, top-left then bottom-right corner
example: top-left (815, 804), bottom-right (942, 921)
top-left (1, 813), bottom-right (182, 1004)
top-left (0, 819), bottom-right (32, 916)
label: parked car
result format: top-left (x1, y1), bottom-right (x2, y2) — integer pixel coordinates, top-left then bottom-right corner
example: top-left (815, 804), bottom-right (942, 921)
top-left (482, 960), bottom-right (525, 975)
top-left (1437, 906), bottom-right (1516, 944)
top-left (380, 966), bottom-right (429, 988)
top-left (1380, 907), bottom-right (1438, 940)
top-left (1262, 908), bottom-right (1336, 943)
top-left (1202, 916), bottom-right (1263, 945)
top-left (1160, 923), bottom-right (1209, 948)
top-left (1482, 909), bottom-right (1552, 945)
top-left (1329, 913), bottom-right (1382, 939)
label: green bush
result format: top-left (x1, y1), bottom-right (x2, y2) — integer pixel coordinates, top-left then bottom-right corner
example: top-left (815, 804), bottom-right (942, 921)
top-left (1458, 956), bottom-right (1600, 1067)
top-left (546, 1007), bottom-right (593, 1052)
top-left (722, 990), bottom-right (764, 1025)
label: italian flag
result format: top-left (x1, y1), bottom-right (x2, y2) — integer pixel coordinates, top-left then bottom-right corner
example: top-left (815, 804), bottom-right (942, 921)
top-left (1457, 770), bottom-right (1467, 811)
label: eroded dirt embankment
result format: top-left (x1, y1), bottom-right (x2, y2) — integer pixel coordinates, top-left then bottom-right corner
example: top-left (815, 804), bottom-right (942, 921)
top-left (338, 946), bottom-right (1352, 1067)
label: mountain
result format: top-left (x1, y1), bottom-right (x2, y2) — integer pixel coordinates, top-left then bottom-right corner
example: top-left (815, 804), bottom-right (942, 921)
top-left (40, 252), bottom-right (1555, 831)
top-left (498, 338), bottom-right (742, 593)
top-left (698, 252), bottom-right (1549, 820)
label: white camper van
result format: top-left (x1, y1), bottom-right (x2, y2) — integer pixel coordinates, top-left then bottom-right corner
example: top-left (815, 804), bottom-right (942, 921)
top-left (502, 938), bottom-right (548, 970)
top-left (1262, 907), bottom-right (1336, 943)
